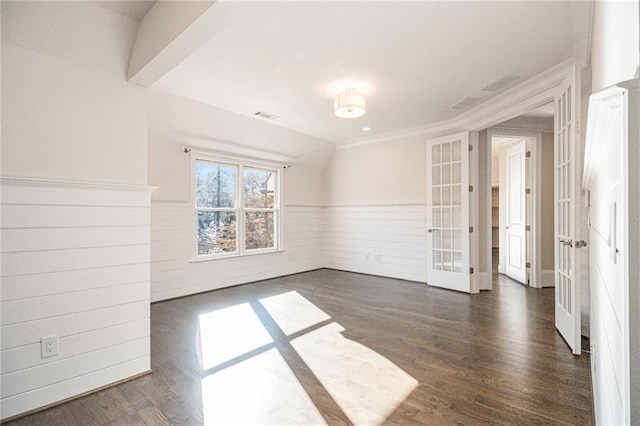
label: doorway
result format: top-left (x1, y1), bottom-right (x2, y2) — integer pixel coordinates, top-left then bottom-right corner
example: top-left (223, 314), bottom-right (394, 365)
top-left (491, 135), bottom-right (533, 285)
top-left (483, 111), bottom-right (556, 290)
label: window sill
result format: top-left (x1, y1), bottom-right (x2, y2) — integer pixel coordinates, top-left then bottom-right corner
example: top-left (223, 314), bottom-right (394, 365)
top-left (189, 248), bottom-right (284, 263)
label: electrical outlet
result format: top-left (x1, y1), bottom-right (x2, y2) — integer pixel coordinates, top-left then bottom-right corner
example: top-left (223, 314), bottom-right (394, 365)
top-left (41, 335), bottom-right (59, 358)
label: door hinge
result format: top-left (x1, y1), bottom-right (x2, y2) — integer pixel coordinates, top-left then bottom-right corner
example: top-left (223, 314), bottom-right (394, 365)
top-left (469, 185), bottom-right (474, 192)
top-left (526, 151), bottom-right (531, 158)
top-left (469, 145), bottom-right (474, 152)
top-left (526, 262), bottom-right (531, 268)
top-left (469, 226), bottom-right (474, 233)
top-left (526, 188), bottom-right (531, 195)
top-left (470, 267), bottom-right (474, 274)
top-left (525, 225), bottom-right (531, 231)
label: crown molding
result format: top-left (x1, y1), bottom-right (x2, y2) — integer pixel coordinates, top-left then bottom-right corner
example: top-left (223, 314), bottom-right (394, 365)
top-left (336, 58), bottom-right (578, 151)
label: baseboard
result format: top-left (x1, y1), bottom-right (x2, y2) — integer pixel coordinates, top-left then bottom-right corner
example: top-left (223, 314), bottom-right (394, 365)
top-left (541, 269), bottom-right (555, 287)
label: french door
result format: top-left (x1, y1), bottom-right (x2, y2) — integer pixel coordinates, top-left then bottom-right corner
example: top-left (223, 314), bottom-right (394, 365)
top-left (426, 132), bottom-right (476, 293)
top-left (554, 65), bottom-right (582, 355)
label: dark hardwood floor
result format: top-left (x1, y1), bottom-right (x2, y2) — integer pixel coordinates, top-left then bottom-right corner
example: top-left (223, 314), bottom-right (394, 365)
top-left (6, 267), bottom-right (593, 425)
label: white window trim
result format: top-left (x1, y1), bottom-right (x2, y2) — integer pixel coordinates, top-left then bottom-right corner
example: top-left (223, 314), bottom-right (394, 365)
top-left (191, 152), bottom-right (282, 261)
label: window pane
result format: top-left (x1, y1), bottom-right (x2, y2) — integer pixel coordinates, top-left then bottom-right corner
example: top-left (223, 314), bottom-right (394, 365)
top-left (442, 142), bottom-right (451, 163)
top-left (433, 229), bottom-right (441, 249)
top-left (452, 162), bottom-right (461, 184)
top-left (433, 250), bottom-right (442, 270)
top-left (442, 186), bottom-right (451, 206)
top-left (452, 184), bottom-right (461, 206)
top-left (433, 187), bottom-right (441, 206)
top-left (198, 212), bottom-right (237, 255)
top-left (196, 162), bottom-right (236, 208)
top-left (452, 140), bottom-right (461, 161)
top-left (432, 145), bottom-right (441, 165)
top-left (432, 208), bottom-right (441, 227)
top-left (244, 168), bottom-right (276, 208)
top-left (453, 230), bottom-right (462, 250)
top-left (432, 165), bottom-right (441, 185)
top-left (442, 164), bottom-right (451, 184)
top-left (452, 207), bottom-right (462, 228)
top-left (442, 229), bottom-right (452, 250)
top-left (442, 208), bottom-right (451, 228)
top-left (453, 252), bottom-right (462, 273)
top-left (443, 251), bottom-right (452, 272)
top-left (246, 212), bottom-right (275, 250)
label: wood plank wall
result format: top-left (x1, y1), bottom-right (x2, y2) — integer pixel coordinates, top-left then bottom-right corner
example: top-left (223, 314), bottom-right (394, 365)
top-left (0, 178), bottom-right (153, 420)
top-left (150, 203), bottom-right (324, 302)
top-left (323, 205), bottom-right (427, 282)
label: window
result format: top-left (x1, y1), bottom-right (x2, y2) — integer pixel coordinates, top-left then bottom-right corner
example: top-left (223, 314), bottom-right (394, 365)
top-left (195, 157), bottom-right (279, 258)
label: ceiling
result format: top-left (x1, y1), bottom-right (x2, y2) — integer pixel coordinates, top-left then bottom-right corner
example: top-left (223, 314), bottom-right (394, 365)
top-left (148, 1), bottom-right (577, 144)
top-left (96, 1), bottom-right (156, 22)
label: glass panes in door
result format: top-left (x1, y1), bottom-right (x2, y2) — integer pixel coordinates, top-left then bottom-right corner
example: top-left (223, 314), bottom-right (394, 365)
top-left (431, 139), bottom-right (464, 273)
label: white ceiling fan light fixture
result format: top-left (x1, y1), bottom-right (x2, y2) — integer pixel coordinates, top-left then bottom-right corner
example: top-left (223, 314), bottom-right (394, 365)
top-left (334, 88), bottom-right (366, 119)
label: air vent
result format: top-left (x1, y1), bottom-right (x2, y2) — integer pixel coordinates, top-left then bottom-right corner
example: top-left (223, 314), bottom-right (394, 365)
top-left (253, 111), bottom-right (280, 120)
top-left (481, 75), bottom-right (521, 92)
top-left (450, 97), bottom-right (481, 110)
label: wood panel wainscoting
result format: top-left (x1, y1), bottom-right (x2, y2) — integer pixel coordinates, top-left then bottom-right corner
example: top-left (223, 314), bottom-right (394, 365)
top-left (0, 177), bottom-right (154, 421)
top-left (5, 269), bottom-right (593, 425)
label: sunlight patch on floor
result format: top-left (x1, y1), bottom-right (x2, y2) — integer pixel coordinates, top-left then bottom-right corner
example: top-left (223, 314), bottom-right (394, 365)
top-left (259, 291), bottom-right (331, 335)
top-left (198, 303), bottom-right (273, 370)
top-left (291, 322), bottom-right (419, 426)
top-left (198, 292), bottom-right (418, 425)
top-left (201, 348), bottom-right (327, 425)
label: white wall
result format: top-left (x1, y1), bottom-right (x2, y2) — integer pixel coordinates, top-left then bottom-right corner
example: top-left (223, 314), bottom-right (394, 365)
top-left (1, 2), bottom-right (148, 185)
top-left (324, 136), bottom-right (426, 206)
top-left (591, 0), bottom-right (639, 92)
top-left (147, 91), bottom-right (335, 302)
top-left (1, 2), bottom-right (152, 420)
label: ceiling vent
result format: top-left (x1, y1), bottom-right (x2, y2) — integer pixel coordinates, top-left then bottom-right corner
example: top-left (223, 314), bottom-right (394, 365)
top-left (253, 111), bottom-right (280, 120)
top-left (481, 75), bottom-right (521, 92)
top-left (450, 97), bottom-right (482, 110)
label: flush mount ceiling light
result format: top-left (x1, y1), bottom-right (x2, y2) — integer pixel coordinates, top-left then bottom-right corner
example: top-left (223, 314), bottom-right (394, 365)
top-left (334, 88), bottom-right (366, 119)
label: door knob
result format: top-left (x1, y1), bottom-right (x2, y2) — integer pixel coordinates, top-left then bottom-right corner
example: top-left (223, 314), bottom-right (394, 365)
top-left (427, 228), bottom-right (433, 233)
top-left (560, 238), bottom-right (573, 247)
top-left (505, 225), bottom-right (510, 230)
top-left (575, 240), bottom-right (588, 248)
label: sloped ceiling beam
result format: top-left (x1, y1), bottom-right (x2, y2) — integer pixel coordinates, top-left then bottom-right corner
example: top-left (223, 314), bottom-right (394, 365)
top-left (127, 0), bottom-right (223, 87)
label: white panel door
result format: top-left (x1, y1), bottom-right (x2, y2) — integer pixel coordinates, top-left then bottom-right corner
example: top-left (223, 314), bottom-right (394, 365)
top-left (505, 141), bottom-right (527, 284)
top-left (554, 66), bottom-right (582, 355)
top-left (426, 132), bottom-right (472, 293)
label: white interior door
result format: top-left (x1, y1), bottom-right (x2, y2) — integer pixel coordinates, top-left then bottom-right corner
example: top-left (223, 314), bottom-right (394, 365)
top-left (426, 132), bottom-right (472, 293)
top-left (505, 141), bottom-right (527, 284)
top-left (554, 66), bottom-right (582, 355)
